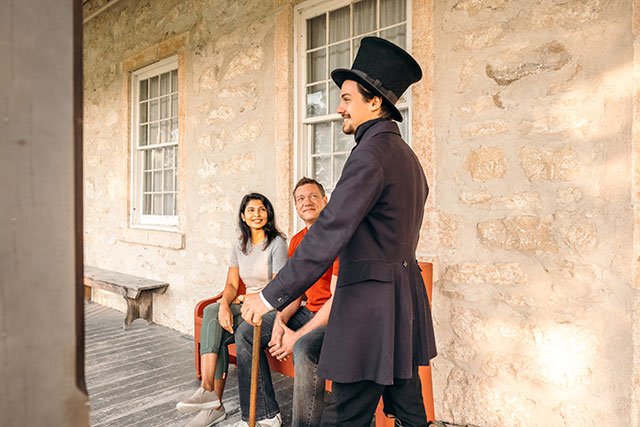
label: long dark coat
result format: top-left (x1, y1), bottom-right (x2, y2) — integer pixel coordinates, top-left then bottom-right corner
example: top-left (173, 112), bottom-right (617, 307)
top-left (262, 119), bottom-right (437, 385)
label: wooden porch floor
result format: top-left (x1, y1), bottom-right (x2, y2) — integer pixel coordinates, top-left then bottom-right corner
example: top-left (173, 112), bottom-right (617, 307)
top-left (85, 302), bottom-right (295, 427)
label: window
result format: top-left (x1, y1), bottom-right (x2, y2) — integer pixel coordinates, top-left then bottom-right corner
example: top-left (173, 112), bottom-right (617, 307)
top-left (131, 56), bottom-right (179, 228)
top-left (295, 0), bottom-right (410, 192)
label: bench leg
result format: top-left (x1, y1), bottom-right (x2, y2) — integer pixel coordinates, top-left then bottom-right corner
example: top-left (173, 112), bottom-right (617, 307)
top-left (123, 292), bottom-right (153, 330)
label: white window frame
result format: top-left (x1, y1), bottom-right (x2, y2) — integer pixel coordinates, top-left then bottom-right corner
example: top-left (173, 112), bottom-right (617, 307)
top-left (293, 0), bottom-right (413, 199)
top-left (130, 56), bottom-right (179, 230)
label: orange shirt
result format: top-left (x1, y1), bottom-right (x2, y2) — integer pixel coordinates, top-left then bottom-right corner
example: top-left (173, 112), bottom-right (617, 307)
top-left (289, 227), bottom-right (339, 313)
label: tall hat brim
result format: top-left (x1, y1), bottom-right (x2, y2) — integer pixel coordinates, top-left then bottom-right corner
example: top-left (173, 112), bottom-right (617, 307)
top-left (331, 68), bottom-right (404, 122)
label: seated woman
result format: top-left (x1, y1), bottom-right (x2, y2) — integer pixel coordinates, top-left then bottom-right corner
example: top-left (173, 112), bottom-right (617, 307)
top-left (176, 193), bottom-right (287, 427)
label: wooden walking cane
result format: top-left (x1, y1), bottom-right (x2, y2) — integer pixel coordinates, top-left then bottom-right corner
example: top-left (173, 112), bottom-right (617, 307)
top-left (249, 321), bottom-right (261, 427)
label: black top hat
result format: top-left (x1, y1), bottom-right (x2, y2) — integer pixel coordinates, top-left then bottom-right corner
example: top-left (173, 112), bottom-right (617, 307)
top-left (331, 37), bottom-right (422, 122)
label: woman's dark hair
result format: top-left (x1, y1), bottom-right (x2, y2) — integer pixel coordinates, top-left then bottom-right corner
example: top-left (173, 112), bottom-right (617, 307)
top-left (356, 82), bottom-right (394, 120)
top-left (238, 193), bottom-right (284, 254)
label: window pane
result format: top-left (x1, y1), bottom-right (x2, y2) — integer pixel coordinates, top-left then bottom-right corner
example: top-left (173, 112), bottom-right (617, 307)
top-left (380, 0), bottom-right (406, 27)
top-left (143, 194), bottom-right (152, 214)
top-left (139, 79), bottom-right (148, 101)
top-left (160, 95), bottom-right (169, 119)
top-left (171, 70), bottom-right (178, 93)
top-left (153, 171), bottom-right (162, 191)
top-left (353, 0), bottom-right (376, 36)
top-left (144, 150), bottom-right (152, 171)
top-left (398, 109), bottom-right (408, 139)
top-left (149, 99), bottom-right (159, 121)
top-left (139, 101), bottom-right (148, 123)
top-left (171, 93), bottom-right (178, 117)
top-left (307, 14), bottom-right (326, 49)
top-left (329, 6), bottom-right (350, 43)
top-left (329, 41), bottom-right (350, 72)
top-left (306, 84), bottom-right (327, 117)
top-left (307, 49), bottom-right (327, 83)
top-left (164, 147), bottom-right (175, 168)
top-left (163, 193), bottom-right (175, 215)
top-left (312, 155), bottom-right (331, 185)
top-left (139, 124), bottom-right (148, 146)
top-left (149, 122), bottom-right (158, 145)
top-left (333, 120), bottom-right (354, 152)
top-left (353, 36), bottom-right (365, 60)
top-left (171, 118), bottom-right (178, 143)
top-left (143, 171), bottom-right (152, 192)
top-left (160, 72), bottom-right (170, 95)
top-left (164, 170), bottom-right (175, 191)
top-left (334, 153), bottom-right (349, 184)
top-left (381, 24), bottom-right (406, 49)
top-left (160, 120), bottom-right (170, 144)
top-left (312, 122), bottom-right (332, 154)
top-left (153, 194), bottom-right (162, 215)
top-left (153, 149), bottom-right (163, 169)
top-left (149, 76), bottom-right (159, 98)
top-left (329, 84), bottom-right (341, 113)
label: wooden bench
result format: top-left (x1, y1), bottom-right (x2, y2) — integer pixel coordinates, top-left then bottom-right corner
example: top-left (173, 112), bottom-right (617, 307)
top-left (193, 262), bottom-right (436, 426)
top-left (84, 265), bottom-right (169, 330)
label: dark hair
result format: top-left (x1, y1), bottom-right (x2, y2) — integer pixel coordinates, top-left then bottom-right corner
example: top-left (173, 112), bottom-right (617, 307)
top-left (238, 193), bottom-right (284, 254)
top-left (356, 82), bottom-right (394, 120)
top-left (292, 177), bottom-right (326, 198)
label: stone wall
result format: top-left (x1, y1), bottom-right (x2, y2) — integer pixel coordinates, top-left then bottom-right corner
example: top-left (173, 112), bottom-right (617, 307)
top-left (431, 0), bottom-right (634, 425)
top-left (83, 0), bottom-right (283, 333)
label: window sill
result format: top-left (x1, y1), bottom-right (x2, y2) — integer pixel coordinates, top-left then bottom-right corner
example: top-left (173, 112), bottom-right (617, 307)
top-left (120, 227), bottom-right (185, 250)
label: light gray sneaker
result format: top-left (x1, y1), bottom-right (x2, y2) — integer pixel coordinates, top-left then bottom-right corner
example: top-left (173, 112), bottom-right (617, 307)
top-left (176, 387), bottom-right (221, 413)
top-left (232, 413), bottom-right (282, 427)
top-left (185, 404), bottom-right (226, 427)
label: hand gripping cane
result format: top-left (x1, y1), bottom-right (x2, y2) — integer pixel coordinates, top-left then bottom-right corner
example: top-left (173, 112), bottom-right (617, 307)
top-left (248, 322), bottom-right (261, 427)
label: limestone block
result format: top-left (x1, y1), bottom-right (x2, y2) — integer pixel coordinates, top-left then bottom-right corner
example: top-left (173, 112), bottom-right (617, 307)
top-left (450, 306), bottom-right (488, 342)
top-left (529, 0), bottom-right (606, 28)
top-left (197, 158), bottom-right (218, 178)
top-left (496, 293), bottom-right (541, 310)
top-left (560, 221), bottom-right (598, 253)
top-left (222, 152), bottom-right (255, 174)
top-left (558, 187), bottom-right (583, 204)
top-left (207, 106), bottom-right (236, 124)
top-left (197, 182), bottom-right (224, 196)
top-left (459, 190), bottom-right (542, 211)
top-left (197, 251), bottom-right (220, 265)
top-left (224, 47), bottom-right (264, 80)
top-left (218, 83), bottom-right (257, 99)
top-left (232, 121), bottom-right (261, 144)
top-left (438, 212), bottom-right (460, 248)
top-left (555, 401), bottom-right (600, 427)
top-left (519, 114), bottom-right (590, 136)
top-left (486, 41), bottom-right (571, 86)
top-left (463, 146), bottom-right (507, 181)
top-left (443, 367), bottom-right (537, 426)
top-left (478, 215), bottom-right (558, 253)
top-left (454, 95), bottom-right (498, 118)
top-left (443, 262), bottom-right (529, 286)
top-left (455, 24), bottom-right (507, 50)
top-left (198, 134), bottom-right (212, 151)
top-left (198, 197), bottom-right (233, 214)
top-left (457, 58), bottom-right (476, 93)
top-left (239, 101), bottom-right (257, 113)
top-left (443, 339), bottom-right (477, 363)
top-left (519, 146), bottom-right (578, 182)
top-left (461, 121), bottom-right (509, 140)
top-left (533, 324), bottom-right (598, 387)
top-left (452, 0), bottom-right (509, 15)
top-left (199, 66), bottom-right (219, 90)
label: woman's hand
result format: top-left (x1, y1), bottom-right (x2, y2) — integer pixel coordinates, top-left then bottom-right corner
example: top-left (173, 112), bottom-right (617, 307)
top-left (218, 302), bottom-right (234, 333)
top-left (268, 320), bottom-right (285, 351)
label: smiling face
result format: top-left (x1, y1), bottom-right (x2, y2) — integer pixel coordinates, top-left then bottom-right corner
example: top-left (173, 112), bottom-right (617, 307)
top-left (294, 183), bottom-right (327, 227)
top-left (336, 80), bottom-right (382, 135)
top-left (241, 199), bottom-right (268, 231)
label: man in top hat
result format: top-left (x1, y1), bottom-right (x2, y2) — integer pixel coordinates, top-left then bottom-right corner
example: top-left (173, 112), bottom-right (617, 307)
top-left (242, 37), bottom-right (437, 426)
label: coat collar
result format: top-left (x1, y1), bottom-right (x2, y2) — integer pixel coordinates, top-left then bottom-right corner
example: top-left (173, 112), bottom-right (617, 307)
top-left (354, 118), bottom-right (399, 144)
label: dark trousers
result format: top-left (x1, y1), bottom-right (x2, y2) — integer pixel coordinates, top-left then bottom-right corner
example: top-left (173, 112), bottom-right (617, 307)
top-left (320, 367), bottom-right (428, 427)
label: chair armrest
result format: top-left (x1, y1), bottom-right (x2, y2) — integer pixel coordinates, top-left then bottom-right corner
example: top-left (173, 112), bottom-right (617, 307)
top-left (195, 293), bottom-right (224, 317)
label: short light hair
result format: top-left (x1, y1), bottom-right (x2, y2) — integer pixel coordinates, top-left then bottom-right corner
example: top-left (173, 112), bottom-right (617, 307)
top-left (293, 177), bottom-right (326, 198)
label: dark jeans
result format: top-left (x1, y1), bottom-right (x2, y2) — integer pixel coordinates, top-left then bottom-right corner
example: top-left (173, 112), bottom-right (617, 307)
top-left (235, 307), bottom-right (327, 426)
top-left (320, 366), bottom-right (428, 427)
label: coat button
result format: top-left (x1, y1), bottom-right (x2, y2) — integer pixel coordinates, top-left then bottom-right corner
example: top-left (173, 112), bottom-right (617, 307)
top-left (402, 261), bottom-right (408, 267)
top-left (277, 297), bottom-right (283, 302)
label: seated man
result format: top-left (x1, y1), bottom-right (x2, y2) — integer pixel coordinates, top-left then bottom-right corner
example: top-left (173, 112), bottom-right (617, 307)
top-left (233, 177), bottom-right (338, 427)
